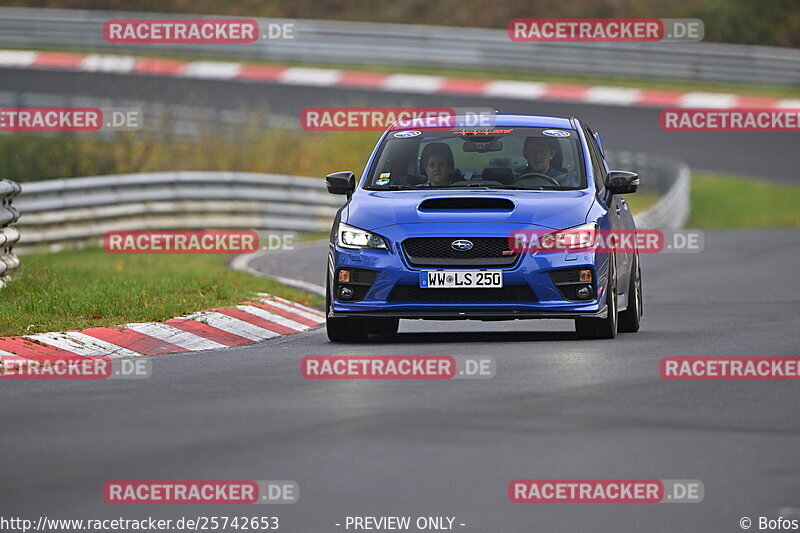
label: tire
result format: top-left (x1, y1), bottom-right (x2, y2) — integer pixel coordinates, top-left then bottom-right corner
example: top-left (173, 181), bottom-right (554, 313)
top-left (575, 257), bottom-right (618, 339)
top-left (618, 254), bottom-right (642, 333)
top-left (325, 280), bottom-right (368, 342)
top-left (326, 316), bottom-right (368, 342)
top-left (369, 317), bottom-right (400, 337)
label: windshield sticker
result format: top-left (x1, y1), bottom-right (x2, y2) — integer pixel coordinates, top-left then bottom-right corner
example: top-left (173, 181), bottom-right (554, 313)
top-left (375, 176), bottom-right (391, 186)
top-left (452, 128), bottom-right (514, 135)
top-left (542, 129), bottom-right (572, 137)
top-left (394, 130), bottom-right (421, 138)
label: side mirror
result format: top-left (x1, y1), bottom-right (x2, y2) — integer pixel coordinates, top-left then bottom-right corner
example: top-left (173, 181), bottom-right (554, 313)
top-left (606, 170), bottom-right (639, 195)
top-left (326, 171), bottom-right (356, 196)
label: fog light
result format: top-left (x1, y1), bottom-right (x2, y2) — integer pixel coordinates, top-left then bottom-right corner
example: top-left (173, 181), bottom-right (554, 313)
top-left (579, 269), bottom-right (592, 282)
top-left (338, 286), bottom-right (354, 299)
top-left (576, 285), bottom-right (592, 299)
top-left (338, 269), bottom-right (351, 283)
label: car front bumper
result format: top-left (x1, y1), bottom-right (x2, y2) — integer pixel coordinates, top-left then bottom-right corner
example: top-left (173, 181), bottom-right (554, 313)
top-left (328, 226), bottom-right (612, 321)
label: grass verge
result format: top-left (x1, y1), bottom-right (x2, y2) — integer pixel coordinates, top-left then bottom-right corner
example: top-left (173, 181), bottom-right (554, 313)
top-left (0, 248), bottom-right (324, 337)
top-left (0, 129), bottom-right (380, 182)
top-left (625, 192), bottom-right (661, 215)
top-left (688, 172), bottom-right (800, 228)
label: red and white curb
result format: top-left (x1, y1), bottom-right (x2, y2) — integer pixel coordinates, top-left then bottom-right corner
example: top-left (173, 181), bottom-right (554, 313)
top-left (0, 294), bottom-right (324, 367)
top-left (1, 49), bottom-right (797, 109)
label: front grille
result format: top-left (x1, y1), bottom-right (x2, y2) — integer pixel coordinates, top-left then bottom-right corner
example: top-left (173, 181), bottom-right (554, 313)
top-left (388, 284), bottom-right (536, 304)
top-left (402, 237), bottom-right (518, 267)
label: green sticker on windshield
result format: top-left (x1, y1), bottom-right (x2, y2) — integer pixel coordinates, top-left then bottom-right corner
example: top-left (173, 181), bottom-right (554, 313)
top-left (376, 177), bottom-right (391, 186)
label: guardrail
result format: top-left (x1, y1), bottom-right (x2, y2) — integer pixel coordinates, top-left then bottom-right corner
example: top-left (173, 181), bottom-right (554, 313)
top-left (14, 172), bottom-right (341, 253)
top-left (13, 152), bottom-right (689, 254)
top-left (0, 7), bottom-right (798, 85)
top-left (606, 152), bottom-right (690, 229)
top-left (0, 179), bottom-right (21, 288)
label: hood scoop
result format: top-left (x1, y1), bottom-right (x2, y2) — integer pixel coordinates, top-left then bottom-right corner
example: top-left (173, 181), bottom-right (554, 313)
top-left (418, 197), bottom-right (515, 211)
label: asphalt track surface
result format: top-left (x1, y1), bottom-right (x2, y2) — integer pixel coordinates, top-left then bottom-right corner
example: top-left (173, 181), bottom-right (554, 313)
top-left (1, 230), bottom-right (799, 532)
top-left (2, 67), bottom-right (800, 532)
top-left (1, 67), bottom-right (799, 183)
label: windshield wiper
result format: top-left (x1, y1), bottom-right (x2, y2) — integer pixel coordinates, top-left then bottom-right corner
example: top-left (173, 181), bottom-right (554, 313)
top-left (367, 185), bottom-right (427, 190)
top-left (486, 185), bottom-right (555, 190)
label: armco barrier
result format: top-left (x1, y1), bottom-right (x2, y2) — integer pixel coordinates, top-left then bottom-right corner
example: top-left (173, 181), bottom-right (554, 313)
top-left (14, 172), bottom-right (341, 252)
top-left (606, 151), bottom-right (690, 229)
top-left (0, 7), bottom-right (798, 85)
top-left (0, 179), bottom-right (21, 288)
top-left (13, 152), bottom-right (689, 254)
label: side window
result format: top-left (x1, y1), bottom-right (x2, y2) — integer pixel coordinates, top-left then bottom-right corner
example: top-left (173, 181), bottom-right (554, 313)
top-left (584, 127), bottom-right (606, 193)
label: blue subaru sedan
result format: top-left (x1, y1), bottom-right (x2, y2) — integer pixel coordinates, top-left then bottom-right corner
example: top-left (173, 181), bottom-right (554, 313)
top-left (324, 114), bottom-right (643, 341)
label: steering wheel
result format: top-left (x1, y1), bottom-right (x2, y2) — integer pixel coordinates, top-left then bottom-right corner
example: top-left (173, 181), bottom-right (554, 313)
top-left (515, 172), bottom-right (561, 187)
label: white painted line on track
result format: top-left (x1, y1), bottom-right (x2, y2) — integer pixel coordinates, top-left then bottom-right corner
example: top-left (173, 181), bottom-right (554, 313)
top-left (680, 92), bottom-right (738, 108)
top-left (0, 50), bottom-right (37, 67)
top-left (383, 74), bottom-right (444, 93)
top-left (182, 61), bottom-right (242, 79)
top-left (280, 67), bottom-right (342, 86)
top-left (584, 86), bottom-right (643, 106)
top-left (484, 80), bottom-right (546, 100)
top-left (79, 54), bottom-right (137, 73)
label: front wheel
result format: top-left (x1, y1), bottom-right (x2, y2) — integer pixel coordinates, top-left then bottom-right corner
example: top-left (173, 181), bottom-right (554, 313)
top-left (575, 257), bottom-right (618, 339)
top-left (618, 255), bottom-right (642, 333)
top-left (326, 315), bottom-right (368, 342)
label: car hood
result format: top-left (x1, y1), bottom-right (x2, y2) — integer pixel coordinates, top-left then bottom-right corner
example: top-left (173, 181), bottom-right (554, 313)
top-left (345, 189), bottom-right (594, 231)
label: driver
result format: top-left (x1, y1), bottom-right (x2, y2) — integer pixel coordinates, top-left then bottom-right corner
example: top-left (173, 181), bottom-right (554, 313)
top-left (521, 136), bottom-right (571, 186)
top-left (421, 142), bottom-right (455, 187)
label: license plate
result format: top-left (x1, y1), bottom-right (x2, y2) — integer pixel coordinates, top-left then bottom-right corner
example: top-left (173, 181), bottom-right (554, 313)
top-left (420, 270), bottom-right (503, 288)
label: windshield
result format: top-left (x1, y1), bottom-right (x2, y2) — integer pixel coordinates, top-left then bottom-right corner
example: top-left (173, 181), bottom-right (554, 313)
top-left (365, 126), bottom-right (586, 190)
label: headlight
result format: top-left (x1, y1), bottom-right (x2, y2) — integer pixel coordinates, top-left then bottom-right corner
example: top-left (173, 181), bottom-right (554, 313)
top-left (337, 222), bottom-right (388, 250)
top-left (536, 222), bottom-right (599, 252)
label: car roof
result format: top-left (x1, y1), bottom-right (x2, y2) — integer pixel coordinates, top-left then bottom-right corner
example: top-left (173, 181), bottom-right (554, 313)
top-left (390, 113), bottom-right (576, 130)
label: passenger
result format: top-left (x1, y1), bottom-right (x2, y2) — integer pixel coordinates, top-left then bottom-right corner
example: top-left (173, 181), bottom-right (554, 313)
top-left (421, 142), bottom-right (455, 187)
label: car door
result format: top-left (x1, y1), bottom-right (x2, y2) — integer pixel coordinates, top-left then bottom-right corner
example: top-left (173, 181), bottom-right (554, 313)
top-left (583, 125), bottom-right (631, 295)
